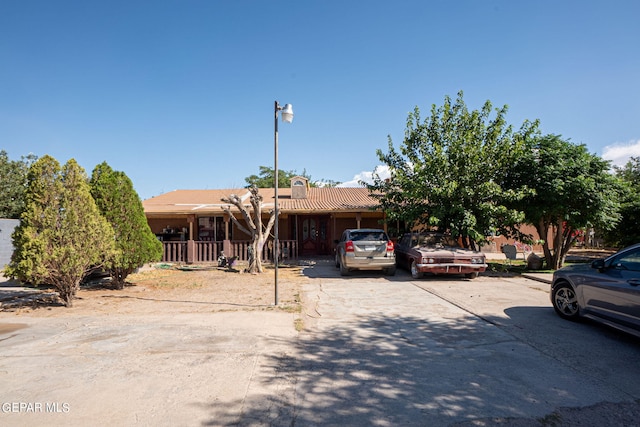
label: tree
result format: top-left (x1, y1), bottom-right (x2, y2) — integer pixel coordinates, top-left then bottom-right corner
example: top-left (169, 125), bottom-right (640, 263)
top-left (506, 135), bottom-right (621, 269)
top-left (90, 162), bottom-right (163, 289)
top-left (6, 156), bottom-right (116, 307)
top-left (0, 151), bottom-right (37, 218)
top-left (244, 166), bottom-right (338, 188)
top-left (367, 91), bottom-right (539, 249)
top-left (601, 157), bottom-right (640, 247)
top-left (221, 186), bottom-right (276, 273)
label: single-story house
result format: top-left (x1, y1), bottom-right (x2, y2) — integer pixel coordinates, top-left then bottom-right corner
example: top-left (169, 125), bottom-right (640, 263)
top-left (142, 176), bottom-right (544, 263)
top-left (142, 176), bottom-right (391, 263)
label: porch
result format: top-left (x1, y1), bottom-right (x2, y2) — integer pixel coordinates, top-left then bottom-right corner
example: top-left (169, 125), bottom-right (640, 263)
top-left (161, 239), bottom-right (298, 264)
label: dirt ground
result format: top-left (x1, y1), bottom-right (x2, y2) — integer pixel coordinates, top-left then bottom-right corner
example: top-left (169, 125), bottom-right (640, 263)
top-left (0, 261), bottom-right (307, 317)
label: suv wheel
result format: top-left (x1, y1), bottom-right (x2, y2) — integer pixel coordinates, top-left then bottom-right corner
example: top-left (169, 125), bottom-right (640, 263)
top-left (552, 282), bottom-right (580, 320)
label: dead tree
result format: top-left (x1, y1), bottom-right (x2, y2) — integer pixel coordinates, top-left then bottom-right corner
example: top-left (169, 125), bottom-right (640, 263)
top-left (221, 186), bottom-right (276, 273)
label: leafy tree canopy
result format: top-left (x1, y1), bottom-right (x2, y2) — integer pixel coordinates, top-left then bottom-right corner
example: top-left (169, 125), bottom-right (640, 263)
top-left (367, 91), bottom-right (539, 249)
top-left (0, 150), bottom-right (37, 218)
top-left (602, 157), bottom-right (640, 247)
top-left (244, 166), bottom-right (340, 188)
top-left (505, 134), bottom-right (621, 269)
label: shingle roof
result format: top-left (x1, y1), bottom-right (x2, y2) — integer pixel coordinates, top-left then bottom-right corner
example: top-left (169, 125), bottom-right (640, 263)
top-left (142, 187), bottom-right (381, 216)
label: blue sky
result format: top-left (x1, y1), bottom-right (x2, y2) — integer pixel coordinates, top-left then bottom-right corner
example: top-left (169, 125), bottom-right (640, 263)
top-left (2, 1), bottom-right (639, 200)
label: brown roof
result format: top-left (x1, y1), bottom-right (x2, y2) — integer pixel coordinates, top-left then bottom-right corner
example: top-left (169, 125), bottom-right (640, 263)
top-left (143, 187), bottom-right (381, 216)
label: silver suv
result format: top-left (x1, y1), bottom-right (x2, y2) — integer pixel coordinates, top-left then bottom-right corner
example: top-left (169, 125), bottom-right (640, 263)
top-left (335, 228), bottom-right (396, 276)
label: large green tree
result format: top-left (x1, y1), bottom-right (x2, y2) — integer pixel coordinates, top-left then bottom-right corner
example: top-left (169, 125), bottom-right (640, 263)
top-left (601, 156), bottom-right (640, 247)
top-left (368, 91), bottom-right (539, 249)
top-left (90, 162), bottom-right (162, 289)
top-left (245, 166), bottom-right (339, 188)
top-left (0, 151), bottom-right (37, 218)
top-left (6, 156), bottom-right (116, 306)
top-left (506, 135), bottom-right (621, 269)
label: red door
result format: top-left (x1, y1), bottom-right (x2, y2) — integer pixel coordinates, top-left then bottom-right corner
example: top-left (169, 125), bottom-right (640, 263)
top-left (300, 216), bottom-right (329, 255)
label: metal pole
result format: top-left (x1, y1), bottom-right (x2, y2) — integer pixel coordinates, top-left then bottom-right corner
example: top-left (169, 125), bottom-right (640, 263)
top-left (274, 100), bottom-right (279, 306)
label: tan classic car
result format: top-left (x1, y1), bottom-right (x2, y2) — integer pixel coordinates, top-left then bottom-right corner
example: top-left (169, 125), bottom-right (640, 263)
top-left (395, 232), bottom-right (487, 279)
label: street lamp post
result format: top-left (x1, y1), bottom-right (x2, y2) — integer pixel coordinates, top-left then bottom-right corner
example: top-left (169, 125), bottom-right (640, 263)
top-left (274, 101), bottom-right (293, 306)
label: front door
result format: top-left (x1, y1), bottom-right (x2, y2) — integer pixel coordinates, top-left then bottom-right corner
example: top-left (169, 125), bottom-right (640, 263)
top-left (300, 216), bottom-right (329, 255)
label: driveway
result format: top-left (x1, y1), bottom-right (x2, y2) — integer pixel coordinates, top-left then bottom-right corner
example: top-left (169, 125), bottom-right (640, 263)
top-left (289, 261), bottom-right (640, 426)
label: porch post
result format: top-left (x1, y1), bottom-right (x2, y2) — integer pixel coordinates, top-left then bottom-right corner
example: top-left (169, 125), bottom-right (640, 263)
top-left (187, 214), bottom-right (195, 240)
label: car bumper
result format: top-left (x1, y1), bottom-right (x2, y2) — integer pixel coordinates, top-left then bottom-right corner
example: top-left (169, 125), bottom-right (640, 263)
top-left (343, 256), bottom-right (396, 270)
top-left (416, 263), bottom-right (487, 275)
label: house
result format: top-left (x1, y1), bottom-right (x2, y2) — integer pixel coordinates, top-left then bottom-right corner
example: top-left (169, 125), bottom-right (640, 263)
top-left (142, 176), bottom-right (547, 264)
top-left (142, 176), bottom-right (390, 263)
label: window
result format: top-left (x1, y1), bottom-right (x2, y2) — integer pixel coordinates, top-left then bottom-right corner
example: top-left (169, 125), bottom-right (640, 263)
top-left (613, 248), bottom-right (640, 272)
top-left (198, 216), bottom-right (226, 241)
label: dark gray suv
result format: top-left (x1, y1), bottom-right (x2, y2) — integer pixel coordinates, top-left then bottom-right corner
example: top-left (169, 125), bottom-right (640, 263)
top-left (551, 243), bottom-right (640, 337)
top-left (334, 228), bottom-right (396, 276)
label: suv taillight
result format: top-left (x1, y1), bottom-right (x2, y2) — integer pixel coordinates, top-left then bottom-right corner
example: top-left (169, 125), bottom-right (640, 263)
top-left (345, 241), bottom-right (355, 252)
top-left (386, 241), bottom-right (394, 252)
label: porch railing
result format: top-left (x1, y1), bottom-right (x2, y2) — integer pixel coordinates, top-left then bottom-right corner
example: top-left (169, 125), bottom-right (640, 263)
top-left (162, 241), bottom-right (187, 263)
top-left (160, 239), bottom-right (298, 264)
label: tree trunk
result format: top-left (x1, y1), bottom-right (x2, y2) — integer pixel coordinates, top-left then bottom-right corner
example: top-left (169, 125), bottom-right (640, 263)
top-left (536, 219), bottom-right (553, 270)
top-left (221, 186), bottom-right (277, 276)
top-left (247, 239), bottom-right (264, 274)
top-left (56, 282), bottom-right (77, 307)
top-left (110, 267), bottom-right (132, 290)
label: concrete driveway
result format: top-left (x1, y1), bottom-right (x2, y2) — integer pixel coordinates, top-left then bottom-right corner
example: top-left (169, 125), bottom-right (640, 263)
top-left (286, 261), bottom-right (640, 426)
top-left (1, 262), bottom-right (640, 426)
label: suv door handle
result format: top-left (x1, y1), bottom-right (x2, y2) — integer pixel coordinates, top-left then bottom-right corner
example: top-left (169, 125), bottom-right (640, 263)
top-left (629, 279), bottom-right (640, 287)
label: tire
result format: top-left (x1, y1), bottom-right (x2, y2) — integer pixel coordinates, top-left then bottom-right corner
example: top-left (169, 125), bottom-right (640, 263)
top-left (465, 272), bottom-right (479, 279)
top-left (385, 266), bottom-right (396, 276)
top-left (552, 282), bottom-right (580, 320)
top-left (339, 260), bottom-right (350, 276)
top-left (410, 260), bottom-right (421, 279)
top-left (335, 254), bottom-right (340, 268)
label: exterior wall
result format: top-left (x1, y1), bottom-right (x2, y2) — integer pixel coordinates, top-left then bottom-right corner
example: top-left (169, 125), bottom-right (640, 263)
top-left (485, 224), bottom-right (551, 253)
top-left (0, 219), bottom-right (19, 269)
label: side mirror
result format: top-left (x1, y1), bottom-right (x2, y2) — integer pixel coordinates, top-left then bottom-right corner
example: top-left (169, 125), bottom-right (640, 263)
top-left (591, 259), bottom-right (605, 270)
top-left (333, 239), bottom-right (340, 245)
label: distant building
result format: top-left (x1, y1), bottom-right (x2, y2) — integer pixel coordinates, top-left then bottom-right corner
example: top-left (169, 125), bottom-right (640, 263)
top-left (0, 219), bottom-right (19, 269)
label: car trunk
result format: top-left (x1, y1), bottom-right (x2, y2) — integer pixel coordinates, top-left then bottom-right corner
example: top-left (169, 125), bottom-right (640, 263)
top-left (354, 240), bottom-right (389, 257)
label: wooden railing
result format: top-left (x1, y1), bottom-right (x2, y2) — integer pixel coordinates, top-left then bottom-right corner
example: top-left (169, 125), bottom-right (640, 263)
top-left (160, 239), bottom-right (297, 263)
top-left (162, 241), bottom-right (187, 263)
top-left (195, 241), bottom-right (223, 262)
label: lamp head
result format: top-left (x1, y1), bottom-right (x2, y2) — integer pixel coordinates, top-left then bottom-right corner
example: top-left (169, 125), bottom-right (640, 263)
top-left (281, 104), bottom-right (294, 123)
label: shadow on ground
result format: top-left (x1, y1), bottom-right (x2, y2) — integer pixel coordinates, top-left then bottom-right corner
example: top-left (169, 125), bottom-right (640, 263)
top-left (200, 306), bottom-right (640, 426)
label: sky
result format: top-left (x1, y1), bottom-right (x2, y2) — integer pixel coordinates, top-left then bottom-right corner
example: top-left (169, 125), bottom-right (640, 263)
top-left (1, 1), bottom-right (639, 200)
